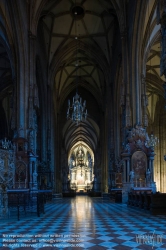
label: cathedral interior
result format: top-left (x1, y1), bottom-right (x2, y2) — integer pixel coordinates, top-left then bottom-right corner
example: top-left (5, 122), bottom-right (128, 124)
top-left (0, 0), bottom-right (166, 248)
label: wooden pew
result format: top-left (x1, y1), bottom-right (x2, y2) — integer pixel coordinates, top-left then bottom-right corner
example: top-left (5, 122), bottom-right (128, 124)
top-left (150, 193), bottom-right (166, 215)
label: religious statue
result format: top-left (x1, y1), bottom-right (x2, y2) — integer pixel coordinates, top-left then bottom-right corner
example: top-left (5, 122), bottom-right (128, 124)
top-left (164, 155), bottom-right (166, 161)
top-left (70, 157), bottom-right (75, 168)
top-left (146, 169), bottom-right (151, 183)
top-left (78, 148), bottom-right (84, 158)
top-left (129, 170), bottom-right (135, 183)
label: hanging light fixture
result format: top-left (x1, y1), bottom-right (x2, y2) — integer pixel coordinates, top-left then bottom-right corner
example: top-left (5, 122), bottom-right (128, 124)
top-left (66, 5), bottom-right (87, 125)
top-left (67, 93), bottom-right (87, 125)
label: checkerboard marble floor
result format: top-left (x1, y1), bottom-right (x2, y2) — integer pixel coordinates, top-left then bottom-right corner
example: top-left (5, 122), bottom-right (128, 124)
top-left (0, 195), bottom-right (166, 249)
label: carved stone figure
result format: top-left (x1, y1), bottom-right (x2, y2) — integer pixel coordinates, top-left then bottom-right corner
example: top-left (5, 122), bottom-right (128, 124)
top-left (129, 170), bottom-right (134, 183)
top-left (146, 169), bottom-right (151, 183)
top-left (164, 154), bottom-right (166, 161)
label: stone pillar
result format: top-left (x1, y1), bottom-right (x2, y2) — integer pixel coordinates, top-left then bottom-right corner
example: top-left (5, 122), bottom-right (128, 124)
top-left (141, 74), bottom-right (148, 127)
top-left (121, 31), bottom-right (132, 127)
top-left (158, 0), bottom-right (166, 78)
top-left (11, 78), bottom-right (17, 134)
top-left (28, 31), bottom-right (38, 155)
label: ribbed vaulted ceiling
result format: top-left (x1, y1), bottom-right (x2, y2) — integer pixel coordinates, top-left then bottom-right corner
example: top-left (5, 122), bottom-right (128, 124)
top-left (40, 0), bottom-right (118, 152)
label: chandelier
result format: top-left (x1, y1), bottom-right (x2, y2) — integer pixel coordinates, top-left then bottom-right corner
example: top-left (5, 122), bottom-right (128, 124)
top-left (67, 93), bottom-right (87, 125)
top-left (66, 5), bottom-right (87, 125)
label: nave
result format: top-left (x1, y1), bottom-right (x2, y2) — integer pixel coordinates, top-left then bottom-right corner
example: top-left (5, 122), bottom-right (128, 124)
top-left (0, 196), bottom-right (166, 250)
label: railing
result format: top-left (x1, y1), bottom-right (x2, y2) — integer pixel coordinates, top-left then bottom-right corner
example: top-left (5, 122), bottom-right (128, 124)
top-left (7, 189), bottom-right (52, 220)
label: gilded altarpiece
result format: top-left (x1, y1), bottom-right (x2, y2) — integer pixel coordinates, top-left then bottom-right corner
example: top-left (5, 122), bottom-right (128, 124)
top-left (121, 125), bottom-right (156, 203)
top-left (131, 151), bottom-right (147, 184)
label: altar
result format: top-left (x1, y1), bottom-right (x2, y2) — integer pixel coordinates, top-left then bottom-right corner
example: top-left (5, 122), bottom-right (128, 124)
top-left (114, 125), bottom-right (157, 203)
top-left (68, 144), bottom-right (94, 192)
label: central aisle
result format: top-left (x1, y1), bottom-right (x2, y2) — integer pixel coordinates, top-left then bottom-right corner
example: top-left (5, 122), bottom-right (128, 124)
top-left (0, 196), bottom-right (166, 249)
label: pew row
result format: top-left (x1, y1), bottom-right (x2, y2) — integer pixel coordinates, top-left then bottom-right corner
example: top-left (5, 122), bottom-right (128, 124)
top-left (128, 190), bottom-right (166, 215)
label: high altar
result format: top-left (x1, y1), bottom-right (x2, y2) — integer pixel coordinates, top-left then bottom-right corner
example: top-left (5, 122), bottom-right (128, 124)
top-left (67, 145), bottom-right (94, 192)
